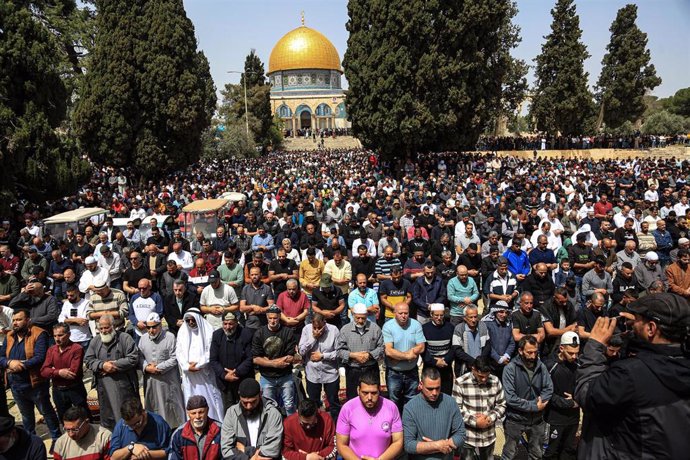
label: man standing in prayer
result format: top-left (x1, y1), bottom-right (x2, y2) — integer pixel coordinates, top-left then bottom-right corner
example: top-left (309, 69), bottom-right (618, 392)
top-left (84, 314), bottom-right (139, 430)
top-left (176, 308), bottom-right (224, 423)
top-left (138, 312), bottom-right (186, 428)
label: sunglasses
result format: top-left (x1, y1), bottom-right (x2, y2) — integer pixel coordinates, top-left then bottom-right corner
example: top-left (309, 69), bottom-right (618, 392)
top-left (185, 319), bottom-right (197, 324)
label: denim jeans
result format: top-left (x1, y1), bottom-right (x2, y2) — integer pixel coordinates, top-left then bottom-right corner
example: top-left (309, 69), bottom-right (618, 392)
top-left (52, 384), bottom-right (91, 421)
top-left (501, 419), bottom-right (546, 460)
top-left (260, 373), bottom-right (296, 415)
top-left (574, 275), bottom-right (585, 310)
top-left (11, 384), bottom-right (61, 440)
top-left (385, 367), bottom-right (419, 413)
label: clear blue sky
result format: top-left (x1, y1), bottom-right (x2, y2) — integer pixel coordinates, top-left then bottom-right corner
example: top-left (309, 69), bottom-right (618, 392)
top-left (183, 0), bottom-right (689, 99)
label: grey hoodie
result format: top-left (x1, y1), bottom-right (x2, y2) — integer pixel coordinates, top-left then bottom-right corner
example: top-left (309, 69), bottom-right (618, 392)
top-left (221, 396), bottom-right (283, 459)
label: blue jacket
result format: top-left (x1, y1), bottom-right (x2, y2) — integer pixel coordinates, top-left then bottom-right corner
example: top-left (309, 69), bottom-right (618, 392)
top-left (411, 275), bottom-right (446, 317)
top-left (485, 318), bottom-right (515, 364)
top-left (502, 355), bottom-right (553, 425)
top-left (503, 249), bottom-right (531, 277)
top-left (653, 229), bottom-right (673, 261)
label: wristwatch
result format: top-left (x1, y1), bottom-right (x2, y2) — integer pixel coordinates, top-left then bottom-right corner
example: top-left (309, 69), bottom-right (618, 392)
top-left (128, 441), bottom-right (135, 454)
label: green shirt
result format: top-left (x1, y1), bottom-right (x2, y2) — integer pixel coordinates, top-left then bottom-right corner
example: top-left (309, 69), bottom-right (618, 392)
top-left (218, 263), bottom-right (244, 298)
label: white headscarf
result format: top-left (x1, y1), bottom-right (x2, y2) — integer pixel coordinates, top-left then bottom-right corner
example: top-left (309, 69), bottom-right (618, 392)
top-left (572, 223), bottom-right (598, 248)
top-left (176, 308), bottom-right (213, 369)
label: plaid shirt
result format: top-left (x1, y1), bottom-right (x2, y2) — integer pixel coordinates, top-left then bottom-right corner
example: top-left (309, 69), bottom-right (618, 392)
top-left (453, 371), bottom-right (507, 447)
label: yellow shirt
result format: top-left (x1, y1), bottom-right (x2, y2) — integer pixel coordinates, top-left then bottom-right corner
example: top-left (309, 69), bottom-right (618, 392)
top-left (299, 259), bottom-right (324, 295)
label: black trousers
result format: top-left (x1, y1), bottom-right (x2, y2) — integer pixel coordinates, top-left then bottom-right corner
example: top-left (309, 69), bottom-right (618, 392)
top-left (423, 364), bottom-right (454, 395)
top-left (0, 370), bottom-right (8, 417)
top-left (306, 379), bottom-right (341, 421)
top-left (544, 422), bottom-right (578, 460)
top-left (344, 364), bottom-right (379, 401)
top-left (221, 381), bottom-right (240, 414)
top-left (53, 384), bottom-right (91, 421)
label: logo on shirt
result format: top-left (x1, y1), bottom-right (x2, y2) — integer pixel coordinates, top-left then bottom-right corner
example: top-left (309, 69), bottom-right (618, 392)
top-left (381, 421), bottom-right (390, 432)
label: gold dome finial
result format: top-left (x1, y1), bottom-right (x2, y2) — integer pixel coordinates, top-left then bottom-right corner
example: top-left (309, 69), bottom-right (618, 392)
top-left (301, 11), bottom-right (305, 26)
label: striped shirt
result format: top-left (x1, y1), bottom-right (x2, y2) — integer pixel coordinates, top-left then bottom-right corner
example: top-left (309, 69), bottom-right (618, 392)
top-left (87, 289), bottom-right (128, 332)
top-left (452, 372), bottom-right (506, 448)
top-left (374, 257), bottom-right (402, 277)
top-left (53, 424), bottom-right (111, 460)
top-left (336, 320), bottom-right (384, 368)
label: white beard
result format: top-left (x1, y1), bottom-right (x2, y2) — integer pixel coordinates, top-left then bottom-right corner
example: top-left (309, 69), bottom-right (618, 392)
top-left (101, 332), bottom-right (115, 344)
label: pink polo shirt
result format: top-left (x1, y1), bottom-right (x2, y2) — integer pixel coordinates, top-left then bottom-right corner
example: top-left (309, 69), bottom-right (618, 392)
top-left (336, 396), bottom-right (402, 458)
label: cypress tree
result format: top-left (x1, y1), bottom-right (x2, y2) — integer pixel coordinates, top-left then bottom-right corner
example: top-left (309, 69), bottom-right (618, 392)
top-left (74, 0), bottom-right (215, 177)
top-left (530, 0), bottom-right (594, 135)
top-left (344, 0), bottom-right (523, 161)
top-left (220, 50), bottom-right (276, 151)
top-left (0, 0), bottom-right (90, 212)
top-left (596, 4), bottom-right (661, 129)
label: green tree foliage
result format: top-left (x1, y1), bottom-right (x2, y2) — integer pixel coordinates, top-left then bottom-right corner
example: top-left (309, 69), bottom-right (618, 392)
top-left (665, 88), bottom-right (690, 118)
top-left (220, 50), bottom-right (280, 150)
top-left (0, 0), bottom-right (90, 213)
top-left (596, 4), bottom-right (661, 129)
top-left (74, 0), bottom-right (216, 177)
top-left (642, 111), bottom-right (688, 135)
top-left (201, 123), bottom-right (257, 161)
top-left (530, 0), bottom-right (594, 135)
top-left (343, 0), bottom-right (524, 160)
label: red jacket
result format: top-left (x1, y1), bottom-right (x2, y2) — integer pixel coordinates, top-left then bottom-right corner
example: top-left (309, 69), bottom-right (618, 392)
top-left (169, 419), bottom-right (222, 460)
top-left (282, 411), bottom-right (337, 460)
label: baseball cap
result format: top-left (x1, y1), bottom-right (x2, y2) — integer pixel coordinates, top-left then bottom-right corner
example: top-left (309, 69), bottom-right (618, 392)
top-left (625, 292), bottom-right (690, 327)
top-left (319, 274), bottom-right (333, 288)
top-left (208, 270), bottom-right (220, 281)
top-left (560, 331), bottom-right (580, 346)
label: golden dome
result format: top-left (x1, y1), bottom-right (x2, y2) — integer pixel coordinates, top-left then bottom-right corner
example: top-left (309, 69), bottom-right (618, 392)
top-left (269, 25), bottom-right (342, 73)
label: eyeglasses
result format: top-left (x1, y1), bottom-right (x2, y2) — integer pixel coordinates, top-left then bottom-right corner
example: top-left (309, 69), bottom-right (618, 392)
top-left (64, 419), bottom-right (87, 433)
top-left (125, 414), bottom-right (145, 430)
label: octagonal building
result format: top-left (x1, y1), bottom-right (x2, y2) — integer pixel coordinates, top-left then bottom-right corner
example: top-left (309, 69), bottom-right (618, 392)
top-left (268, 17), bottom-right (348, 134)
